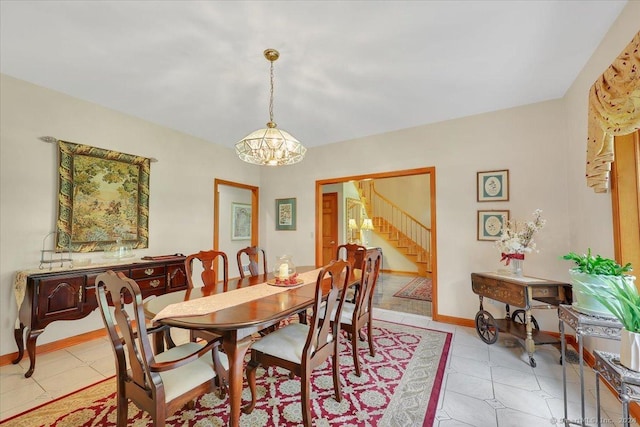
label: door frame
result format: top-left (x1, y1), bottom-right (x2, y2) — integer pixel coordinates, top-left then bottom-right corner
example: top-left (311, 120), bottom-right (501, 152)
top-left (213, 179), bottom-right (260, 251)
top-left (314, 166), bottom-right (438, 318)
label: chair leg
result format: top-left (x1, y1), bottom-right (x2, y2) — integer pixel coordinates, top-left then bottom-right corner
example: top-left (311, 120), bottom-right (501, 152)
top-left (116, 383), bottom-right (128, 427)
top-left (351, 327), bottom-right (362, 377)
top-left (332, 343), bottom-right (343, 402)
top-left (297, 310), bottom-right (307, 324)
top-left (367, 322), bottom-right (376, 357)
top-left (301, 370), bottom-right (313, 427)
top-left (243, 360), bottom-right (259, 414)
top-left (212, 346), bottom-right (228, 399)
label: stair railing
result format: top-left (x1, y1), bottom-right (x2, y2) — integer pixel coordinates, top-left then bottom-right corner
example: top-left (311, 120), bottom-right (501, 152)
top-left (358, 181), bottom-right (431, 270)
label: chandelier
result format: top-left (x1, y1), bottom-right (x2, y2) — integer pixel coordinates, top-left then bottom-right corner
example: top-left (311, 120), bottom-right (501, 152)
top-left (235, 49), bottom-right (307, 166)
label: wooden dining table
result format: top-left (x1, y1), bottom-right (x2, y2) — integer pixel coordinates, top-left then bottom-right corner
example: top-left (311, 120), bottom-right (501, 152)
top-left (143, 265), bottom-right (360, 427)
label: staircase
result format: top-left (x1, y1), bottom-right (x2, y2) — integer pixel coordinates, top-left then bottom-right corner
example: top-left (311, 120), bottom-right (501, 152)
top-left (357, 181), bottom-right (432, 275)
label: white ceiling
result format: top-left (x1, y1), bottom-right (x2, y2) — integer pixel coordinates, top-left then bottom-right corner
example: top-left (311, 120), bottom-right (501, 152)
top-left (0, 1), bottom-right (628, 149)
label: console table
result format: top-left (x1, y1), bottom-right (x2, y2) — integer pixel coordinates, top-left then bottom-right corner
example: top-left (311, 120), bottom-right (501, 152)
top-left (558, 305), bottom-right (623, 427)
top-left (13, 256), bottom-right (187, 377)
top-left (594, 350), bottom-right (640, 427)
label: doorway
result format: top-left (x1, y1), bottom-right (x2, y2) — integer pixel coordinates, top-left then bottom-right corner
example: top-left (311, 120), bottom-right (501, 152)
top-left (213, 179), bottom-right (260, 279)
top-left (315, 167), bottom-right (437, 318)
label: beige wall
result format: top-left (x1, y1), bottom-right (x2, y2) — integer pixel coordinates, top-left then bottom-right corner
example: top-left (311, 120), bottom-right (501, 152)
top-left (1, 1), bottom-right (637, 357)
top-left (0, 74), bottom-right (260, 355)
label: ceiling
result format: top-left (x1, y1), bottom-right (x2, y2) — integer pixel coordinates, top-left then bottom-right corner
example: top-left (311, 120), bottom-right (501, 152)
top-left (0, 1), bottom-right (628, 150)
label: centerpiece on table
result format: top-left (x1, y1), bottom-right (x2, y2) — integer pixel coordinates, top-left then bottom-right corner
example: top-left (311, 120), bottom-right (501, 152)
top-left (273, 255), bottom-right (299, 285)
top-left (495, 209), bottom-right (546, 277)
top-left (565, 252), bottom-right (638, 371)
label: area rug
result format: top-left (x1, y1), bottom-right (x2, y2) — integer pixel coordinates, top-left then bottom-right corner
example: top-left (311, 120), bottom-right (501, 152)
top-left (393, 277), bottom-right (432, 301)
top-left (1, 320), bottom-right (451, 427)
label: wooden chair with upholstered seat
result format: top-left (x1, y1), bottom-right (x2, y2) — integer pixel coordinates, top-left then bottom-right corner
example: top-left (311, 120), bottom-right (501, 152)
top-left (184, 250), bottom-right (230, 393)
top-left (334, 248), bottom-right (382, 377)
top-left (336, 243), bottom-right (367, 271)
top-left (244, 260), bottom-right (352, 427)
top-left (236, 246), bottom-right (267, 278)
top-left (336, 243), bottom-right (367, 302)
top-left (95, 270), bottom-right (227, 427)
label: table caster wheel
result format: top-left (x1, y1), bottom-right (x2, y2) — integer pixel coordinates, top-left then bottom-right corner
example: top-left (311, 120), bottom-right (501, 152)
top-left (529, 357), bottom-right (536, 368)
top-left (511, 309), bottom-right (540, 330)
top-left (475, 310), bottom-right (498, 344)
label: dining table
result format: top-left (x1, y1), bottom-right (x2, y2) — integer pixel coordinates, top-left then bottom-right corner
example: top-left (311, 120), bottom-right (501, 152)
top-left (143, 265), bottom-right (360, 427)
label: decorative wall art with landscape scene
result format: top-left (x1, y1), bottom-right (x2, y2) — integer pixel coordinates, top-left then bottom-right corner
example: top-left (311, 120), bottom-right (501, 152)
top-left (55, 140), bottom-right (151, 252)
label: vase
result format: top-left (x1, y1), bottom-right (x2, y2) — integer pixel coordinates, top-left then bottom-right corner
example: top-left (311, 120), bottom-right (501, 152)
top-left (620, 328), bottom-right (640, 372)
top-left (511, 258), bottom-right (524, 277)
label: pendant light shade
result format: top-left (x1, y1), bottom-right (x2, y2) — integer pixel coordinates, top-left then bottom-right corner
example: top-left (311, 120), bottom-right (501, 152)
top-left (235, 49), bottom-right (306, 166)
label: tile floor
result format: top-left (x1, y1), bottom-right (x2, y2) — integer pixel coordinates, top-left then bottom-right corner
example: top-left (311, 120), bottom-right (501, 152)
top-left (0, 273), bottom-right (633, 426)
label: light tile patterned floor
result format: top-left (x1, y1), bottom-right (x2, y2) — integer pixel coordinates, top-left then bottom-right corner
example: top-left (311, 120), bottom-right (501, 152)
top-left (0, 273), bottom-right (632, 426)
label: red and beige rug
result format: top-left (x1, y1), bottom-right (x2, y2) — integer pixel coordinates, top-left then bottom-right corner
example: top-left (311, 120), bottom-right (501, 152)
top-left (393, 277), bottom-right (432, 301)
top-left (1, 320), bottom-right (451, 427)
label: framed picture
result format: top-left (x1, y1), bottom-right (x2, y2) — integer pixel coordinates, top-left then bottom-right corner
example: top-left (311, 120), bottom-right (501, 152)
top-left (477, 170), bottom-right (509, 202)
top-left (477, 210), bottom-right (509, 241)
top-left (231, 203), bottom-right (252, 240)
top-left (55, 140), bottom-right (151, 252)
top-left (275, 198), bottom-right (296, 230)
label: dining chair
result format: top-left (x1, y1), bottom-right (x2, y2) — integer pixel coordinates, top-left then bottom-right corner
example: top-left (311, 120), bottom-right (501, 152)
top-left (336, 243), bottom-right (367, 302)
top-left (336, 243), bottom-right (367, 270)
top-left (236, 246), bottom-right (267, 278)
top-left (244, 260), bottom-right (352, 427)
top-left (335, 248), bottom-right (382, 377)
top-left (184, 250), bottom-right (229, 392)
top-left (95, 270), bottom-right (226, 427)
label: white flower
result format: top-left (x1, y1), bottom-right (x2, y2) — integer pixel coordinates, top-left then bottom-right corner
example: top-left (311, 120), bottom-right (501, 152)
top-left (496, 209), bottom-right (546, 262)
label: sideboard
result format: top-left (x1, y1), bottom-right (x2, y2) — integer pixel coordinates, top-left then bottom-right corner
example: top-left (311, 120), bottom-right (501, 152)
top-left (12, 256), bottom-right (187, 377)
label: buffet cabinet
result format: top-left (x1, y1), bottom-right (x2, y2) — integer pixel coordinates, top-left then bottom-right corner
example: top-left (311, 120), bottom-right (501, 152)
top-left (13, 256), bottom-right (187, 377)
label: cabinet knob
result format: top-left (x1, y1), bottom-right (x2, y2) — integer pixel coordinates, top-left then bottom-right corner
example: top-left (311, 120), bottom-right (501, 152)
top-left (144, 269), bottom-right (154, 276)
top-left (150, 280), bottom-right (161, 288)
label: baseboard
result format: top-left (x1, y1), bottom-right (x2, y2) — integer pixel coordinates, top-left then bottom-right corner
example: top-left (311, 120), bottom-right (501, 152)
top-left (0, 328), bottom-right (107, 367)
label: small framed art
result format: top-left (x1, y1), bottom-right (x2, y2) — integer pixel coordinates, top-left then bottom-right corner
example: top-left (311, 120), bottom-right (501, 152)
top-left (275, 198), bottom-right (296, 231)
top-left (477, 170), bottom-right (509, 202)
top-left (231, 202), bottom-right (252, 240)
top-left (477, 210), bottom-right (509, 241)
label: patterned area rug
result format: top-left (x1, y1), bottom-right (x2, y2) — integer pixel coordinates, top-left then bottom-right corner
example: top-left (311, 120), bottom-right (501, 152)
top-left (1, 321), bottom-right (451, 427)
top-left (393, 277), bottom-right (432, 301)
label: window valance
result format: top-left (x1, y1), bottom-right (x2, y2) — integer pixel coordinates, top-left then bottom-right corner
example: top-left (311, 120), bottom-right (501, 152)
top-left (586, 31), bottom-right (640, 193)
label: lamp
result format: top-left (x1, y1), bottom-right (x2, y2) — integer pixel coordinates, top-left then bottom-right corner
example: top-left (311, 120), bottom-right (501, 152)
top-left (361, 218), bottom-right (374, 246)
top-left (235, 49), bottom-right (307, 166)
top-left (348, 219), bottom-right (359, 243)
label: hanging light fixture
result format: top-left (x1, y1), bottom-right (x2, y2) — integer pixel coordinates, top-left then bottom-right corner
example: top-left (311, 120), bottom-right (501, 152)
top-left (235, 49), bottom-right (307, 166)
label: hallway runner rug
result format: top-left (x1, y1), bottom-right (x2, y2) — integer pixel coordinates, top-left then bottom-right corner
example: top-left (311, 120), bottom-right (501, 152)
top-left (1, 320), bottom-right (451, 427)
top-left (393, 277), bottom-right (432, 301)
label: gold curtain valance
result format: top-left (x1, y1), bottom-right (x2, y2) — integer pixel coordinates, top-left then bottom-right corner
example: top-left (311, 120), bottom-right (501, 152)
top-left (586, 31), bottom-right (640, 193)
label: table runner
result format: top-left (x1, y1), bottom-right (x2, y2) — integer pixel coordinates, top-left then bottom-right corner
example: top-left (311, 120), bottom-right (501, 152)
top-left (151, 268), bottom-right (322, 324)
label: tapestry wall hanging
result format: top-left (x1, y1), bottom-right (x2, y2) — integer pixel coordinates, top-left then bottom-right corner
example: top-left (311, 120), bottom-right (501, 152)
top-left (55, 140), bottom-right (151, 252)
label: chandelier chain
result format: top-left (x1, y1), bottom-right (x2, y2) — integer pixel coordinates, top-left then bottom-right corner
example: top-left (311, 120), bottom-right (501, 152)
top-left (269, 60), bottom-right (275, 124)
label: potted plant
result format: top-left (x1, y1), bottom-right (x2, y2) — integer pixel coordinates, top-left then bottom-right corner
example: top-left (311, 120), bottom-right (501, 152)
top-left (562, 248), bottom-right (633, 318)
top-left (578, 274), bottom-right (640, 371)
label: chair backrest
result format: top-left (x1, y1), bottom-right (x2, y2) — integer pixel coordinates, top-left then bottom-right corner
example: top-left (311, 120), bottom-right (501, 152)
top-left (185, 250), bottom-right (228, 290)
top-left (304, 259), bottom-right (351, 364)
top-left (236, 246), bottom-right (267, 278)
top-left (95, 270), bottom-right (164, 404)
top-left (336, 243), bottom-right (367, 271)
top-left (351, 248), bottom-right (383, 322)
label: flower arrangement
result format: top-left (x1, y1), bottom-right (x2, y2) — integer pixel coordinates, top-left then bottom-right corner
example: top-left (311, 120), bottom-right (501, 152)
top-left (496, 209), bottom-right (546, 265)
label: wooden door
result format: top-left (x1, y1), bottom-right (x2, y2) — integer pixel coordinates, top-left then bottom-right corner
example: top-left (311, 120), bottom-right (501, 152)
top-left (322, 193), bottom-right (338, 265)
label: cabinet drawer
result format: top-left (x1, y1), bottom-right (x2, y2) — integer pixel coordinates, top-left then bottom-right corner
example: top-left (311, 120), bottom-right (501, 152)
top-left (131, 265), bottom-right (165, 279)
top-left (86, 268), bottom-right (128, 287)
top-left (137, 276), bottom-right (166, 291)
